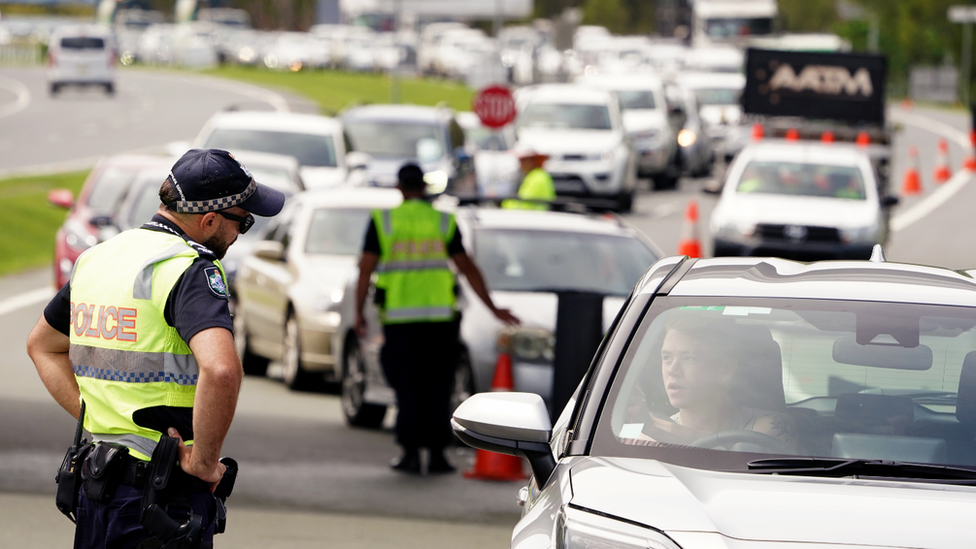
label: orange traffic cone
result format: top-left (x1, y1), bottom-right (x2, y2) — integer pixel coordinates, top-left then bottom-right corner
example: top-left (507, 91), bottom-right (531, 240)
top-left (933, 139), bottom-right (952, 184)
top-left (821, 131), bottom-right (835, 144)
top-left (856, 131), bottom-right (870, 148)
top-left (677, 200), bottom-right (701, 258)
top-left (751, 123), bottom-right (764, 141)
top-left (965, 130), bottom-right (976, 172)
top-left (901, 145), bottom-right (922, 196)
top-left (463, 352), bottom-right (526, 481)
top-left (785, 128), bottom-right (799, 141)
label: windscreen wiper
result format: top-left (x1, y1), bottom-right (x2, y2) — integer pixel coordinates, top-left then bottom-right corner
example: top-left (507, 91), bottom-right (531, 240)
top-left (746, 457), bottom-right (976, 485)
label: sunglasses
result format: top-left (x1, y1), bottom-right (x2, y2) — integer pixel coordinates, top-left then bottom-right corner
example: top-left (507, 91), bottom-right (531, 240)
top-left (215, 210), bottom-right (255, 234)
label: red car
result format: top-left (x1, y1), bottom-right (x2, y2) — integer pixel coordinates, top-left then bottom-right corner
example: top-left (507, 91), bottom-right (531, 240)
top-left (49, 154), bottom-right (171, 288)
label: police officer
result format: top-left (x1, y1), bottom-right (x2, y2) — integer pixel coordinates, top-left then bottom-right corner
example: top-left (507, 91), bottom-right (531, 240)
top-left (354, 163), bottom-right (519, 475)
top-left (26, 149), bottom-right (285, 548)
top-left (502, 149), bottom-right (555, 210)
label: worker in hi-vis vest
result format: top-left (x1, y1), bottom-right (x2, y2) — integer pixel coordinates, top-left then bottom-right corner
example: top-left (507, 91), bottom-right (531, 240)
top-left (502, 149), bottom-right (555, 210)
top-left (354, 162), bottom-right (520, 475)
top-left (27, 149), bottom-right (285, 548)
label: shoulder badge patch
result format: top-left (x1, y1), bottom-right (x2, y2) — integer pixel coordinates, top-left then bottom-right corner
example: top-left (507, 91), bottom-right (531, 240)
top-left (204, 266), bottom-right (228, 298)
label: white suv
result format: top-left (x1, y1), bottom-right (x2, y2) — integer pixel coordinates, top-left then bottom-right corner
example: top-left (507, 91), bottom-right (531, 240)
top-left (47, 24), bottom-right (116, 97)
top-left (513, 84), bottom-right (638, 212)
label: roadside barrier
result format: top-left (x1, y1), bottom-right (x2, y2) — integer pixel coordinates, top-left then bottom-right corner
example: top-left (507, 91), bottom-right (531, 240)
top-left (901, 145), bottom-right (922, 196)
top-left (462, 351), bottom-right (526, 481)
top-left (677, 200), bottom-right (701, 258)
top-left (0, 44), bottom-right (42, 66)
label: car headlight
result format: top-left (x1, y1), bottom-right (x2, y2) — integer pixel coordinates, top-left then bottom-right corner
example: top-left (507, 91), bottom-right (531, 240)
top-left (424, 170), bottom-right (449, 194)
top-left (714, 219), bottom-right (756, 241)
top-left (497, 326), bottom-right (555, 362)
top-left (556, 506), bottom-right (682, 549)
top-left (677, 129), bottom-right (698, 148)
top-left (314, 290), bottom-right (345, 313)
top-left (64, 219), bottom-right (99, 252)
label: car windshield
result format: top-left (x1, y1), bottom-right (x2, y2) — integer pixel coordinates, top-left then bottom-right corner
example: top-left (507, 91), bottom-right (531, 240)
top-left (735, 161), bottom-right (867, 199)
top-left (203, 129), bottom-right (338, 167)
top-left (614, 90), bottom-right (656, 110)
top-left (462, 126), bottom-right (511, 151)
top-left (474, 229), bottom-right (657, 295)
top-left (519, 103), bottom-right (612, 131)
top-left (61, 37), bottom-right (106, 49)
top-left (86, 167), bottom-right (141, 213)
top-left (344, 121), bottom-right (445, 160)
top-left (304, 208), bottom-right (371, 255)
top-left (693, 88), bottom-right (741, 106)
top-left (705, 17), bottom-right (773, 39)
top-left (595, 296), bottom-right (976, 471)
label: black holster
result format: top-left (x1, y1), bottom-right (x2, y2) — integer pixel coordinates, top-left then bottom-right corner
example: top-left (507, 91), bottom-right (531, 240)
top-left (81, 443), bottom-right (130, 503)
top-left (55, 440), bottom-right (92, 523)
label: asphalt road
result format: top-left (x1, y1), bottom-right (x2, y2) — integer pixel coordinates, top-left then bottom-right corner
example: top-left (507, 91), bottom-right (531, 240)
top-left (2, 66), bottom-right (976, 547)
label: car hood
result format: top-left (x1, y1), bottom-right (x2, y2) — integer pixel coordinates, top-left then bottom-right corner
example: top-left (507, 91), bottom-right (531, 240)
top-left (621, 110), bottom-right (669, 134)
top-left (569, 457), bottom-right (976, 548)
top-left (361, 157), bottom-right (448, 187)
top-left (299, 166), bottom-right (347, 189)
top-left (516, 129), bottom-right (621, 155)
top-left (700, 105), bottom-right (743, 126)
top-left (714, 193), bottom-right (877, 228)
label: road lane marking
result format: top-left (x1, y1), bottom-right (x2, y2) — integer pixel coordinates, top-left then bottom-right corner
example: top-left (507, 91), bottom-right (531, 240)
top-left (889, 109), bottom-right (975, 234)
top-left (0, 75), bottom-right (31, 118)
top-left (0, 287), bottom-right (54, 318)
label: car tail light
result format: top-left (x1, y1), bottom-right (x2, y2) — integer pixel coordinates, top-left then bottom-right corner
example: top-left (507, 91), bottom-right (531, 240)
top-left (48, 52), bottom-right (56, 67)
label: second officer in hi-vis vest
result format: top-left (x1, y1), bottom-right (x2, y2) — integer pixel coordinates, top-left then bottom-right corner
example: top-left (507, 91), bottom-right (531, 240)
top-left (27, 149), bottom-right (285, 549)
top-left (354, 163), bottom-right (520, 475)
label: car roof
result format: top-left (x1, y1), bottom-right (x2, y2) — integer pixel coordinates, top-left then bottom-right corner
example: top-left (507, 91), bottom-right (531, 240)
top-left (515, 84), bottom-right (616, 105)
top-left (292, 187), bottom-right (404, 209)
top-left (203, 111), bottom-right (342, 134)
top-left (675, 71), bottom-right (745, 89)
top-left (340, 104), bottom-right (454, 123)
top-left (640, 256), bottom-right (976, 307)
top-left (574, 73), bottom-right (665, 90)
top-left (735, 141), bottom-right (872, 167)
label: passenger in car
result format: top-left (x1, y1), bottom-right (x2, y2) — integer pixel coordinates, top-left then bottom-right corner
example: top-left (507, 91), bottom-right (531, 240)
top-left (626, 314), bottom-right (798, 451)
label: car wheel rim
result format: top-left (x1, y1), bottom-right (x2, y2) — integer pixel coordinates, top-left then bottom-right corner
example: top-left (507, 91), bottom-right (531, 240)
top-left (283, 316), bottom-right (300, 384)
top-left (342, 344), bottom-right (365, 416)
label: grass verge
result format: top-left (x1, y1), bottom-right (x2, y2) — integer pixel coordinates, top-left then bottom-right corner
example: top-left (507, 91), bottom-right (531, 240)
top-left (1, 171), bottom-right (88, 277)
top-left (200, 65), bottom-right (476, 116)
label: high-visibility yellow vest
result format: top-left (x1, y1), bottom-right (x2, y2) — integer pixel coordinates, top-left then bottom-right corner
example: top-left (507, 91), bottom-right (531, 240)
top-left (501, 168), bottom-right (556, 210)
top-left (69, 228), bottom-right (226, 461)
top-left (372, 199), bottom-right (457, 324)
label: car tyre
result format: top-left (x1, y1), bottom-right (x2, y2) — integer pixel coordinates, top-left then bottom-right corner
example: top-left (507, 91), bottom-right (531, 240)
top-left (233, 301), bottom-right (269, 377)
top-left (615, 190), bottom-right (634, 213)
top-left (104, 83), bottom-right (114, 96)
top-left (341, 337), bottom-right (387, 428)
top-left (282, 312), bottom-right (319, 391)
top-left (50, 83), bottom-right (61, 96)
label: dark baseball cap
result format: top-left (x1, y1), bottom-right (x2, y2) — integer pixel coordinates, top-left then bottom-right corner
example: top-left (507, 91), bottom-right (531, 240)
top-left (164, 148), bottom-right (285, 217)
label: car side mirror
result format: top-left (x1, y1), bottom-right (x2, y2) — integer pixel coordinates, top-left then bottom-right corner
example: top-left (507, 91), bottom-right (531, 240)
top-left (345, 151), bottom-right (372, 171)
top-left (702, 181), bottom-right (723, 194)
top-left (881, 195), bottom-right (899, 207)
top-left (452, 392), bottom-right (556, 486)
top-left (253, 240), bottom-right (285, 261)
top-left (48, 188), bottom-right (74, 209)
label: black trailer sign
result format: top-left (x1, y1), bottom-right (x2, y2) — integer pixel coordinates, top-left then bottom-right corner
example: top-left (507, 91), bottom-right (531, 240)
top-left (743, 48), bottom-right (887, 125)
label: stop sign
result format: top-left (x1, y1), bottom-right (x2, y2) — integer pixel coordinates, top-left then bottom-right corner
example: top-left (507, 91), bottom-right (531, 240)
top-left (473, 85), bottom-right (516, 129)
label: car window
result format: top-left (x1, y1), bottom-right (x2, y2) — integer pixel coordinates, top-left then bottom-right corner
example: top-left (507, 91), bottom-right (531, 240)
top-left (203, 129), bottom-right (337, 167)
top-left (343, 121), bottom-right (446, 159)
top-left (519, 103), bottom-right (612, 131)
top-left (61, 37), bottom-right (106, 50)
top-left (304, 208), bottom-right (371, 255)
top-left (85, 167), bottom-right (140, 213)
top-left (596, 297), bottom-right (976, 468)
top-left (735, 161), bottom-right (867, 199)
top-left (473, 229), bottom-right (657, 295)
top-left (461, 125), bottom-right (511, 151)
top-left (614, 90), bottom-right (656, 110)
top-left (264, 204), bottom-right (299, 249)
top-left (448, 119), bottom-right (465, 151)
top-left (124, 180), bottom-right (161, 230)
top-left (693, 88), bottom-right (742, 106)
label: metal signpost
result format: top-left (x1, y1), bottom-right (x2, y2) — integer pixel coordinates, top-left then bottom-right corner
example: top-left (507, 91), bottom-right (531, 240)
top-left (950, 5), bottom-right (976, 106)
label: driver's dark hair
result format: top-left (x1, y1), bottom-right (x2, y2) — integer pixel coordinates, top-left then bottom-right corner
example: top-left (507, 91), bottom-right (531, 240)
top-left (397, 162), bottom-right (426, 191)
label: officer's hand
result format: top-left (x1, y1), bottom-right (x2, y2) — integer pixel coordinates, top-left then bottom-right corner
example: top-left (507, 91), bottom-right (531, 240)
top-left (493, 308), bottom-right (520, 326)
top-left (354, 313), bottom-right (368, 338)
top-left (168, 427), bottom-right (226, 493)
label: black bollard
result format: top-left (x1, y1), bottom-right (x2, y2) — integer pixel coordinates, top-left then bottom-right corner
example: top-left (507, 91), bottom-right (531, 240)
top-left (550, 291), bottom-right (604, 422)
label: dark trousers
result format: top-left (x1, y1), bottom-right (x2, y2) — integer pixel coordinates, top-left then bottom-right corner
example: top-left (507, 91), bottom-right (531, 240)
top-left (380, 319), bottom-right (460, 452)
top-left (74, 484), bottom-right (216, 549)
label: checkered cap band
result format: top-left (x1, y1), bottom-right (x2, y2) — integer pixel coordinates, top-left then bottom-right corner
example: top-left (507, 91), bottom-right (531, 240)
top-left (167, 177), bottom-right (257, 214)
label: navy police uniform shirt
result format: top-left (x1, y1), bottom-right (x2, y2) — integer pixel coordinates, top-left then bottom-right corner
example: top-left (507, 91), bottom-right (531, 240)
top-left (44, 214), bottom-right (234, 342)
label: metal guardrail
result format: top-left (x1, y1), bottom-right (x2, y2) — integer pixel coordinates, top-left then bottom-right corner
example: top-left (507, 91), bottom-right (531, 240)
top-left (0, 44), bottom-right (43, 66)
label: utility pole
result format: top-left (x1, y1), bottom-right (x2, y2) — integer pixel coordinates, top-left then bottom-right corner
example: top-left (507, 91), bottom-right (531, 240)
top-left (949, 5), bottom-right (976, 106)
top-left (391, 0), bottom-right (403, 104)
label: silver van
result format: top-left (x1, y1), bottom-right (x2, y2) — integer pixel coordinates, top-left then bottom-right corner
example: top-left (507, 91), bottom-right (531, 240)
top-left (47, 25), bottom-right (116, 96)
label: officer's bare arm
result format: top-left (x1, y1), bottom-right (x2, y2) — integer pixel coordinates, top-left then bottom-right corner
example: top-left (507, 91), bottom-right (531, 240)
top-left (451, 253), bottom-right (520, 325)
top-left (26, 316), bottom-right (81, 420)
top-left (182, 326), bottom-right (242, 484)
top-left (355, 252), bottom-right (379, 318)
